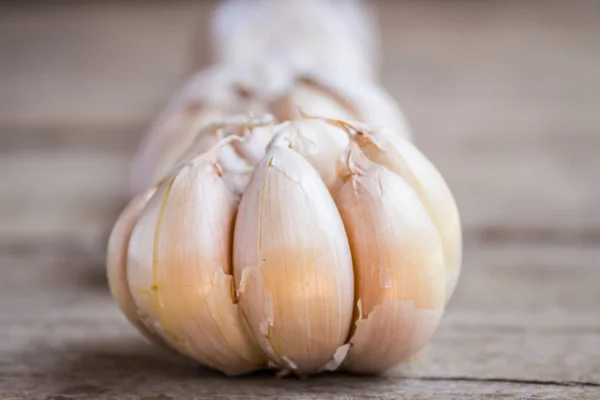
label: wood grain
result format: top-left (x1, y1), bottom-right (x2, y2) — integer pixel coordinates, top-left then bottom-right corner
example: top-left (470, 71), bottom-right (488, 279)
top-left (1, 1), bottom-right (599, 251)
top-left (1, 244), bottom-right (599, 398)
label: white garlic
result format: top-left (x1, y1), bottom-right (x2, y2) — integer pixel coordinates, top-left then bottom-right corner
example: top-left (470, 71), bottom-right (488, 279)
top-left (233, 145), bottom-right (354, 375)
top-left (125, 147), bottom-right (265, 375)
top-left (210, 0), bottom-right (381, 81)
top-left (334, 144), bottom-right (446, 373)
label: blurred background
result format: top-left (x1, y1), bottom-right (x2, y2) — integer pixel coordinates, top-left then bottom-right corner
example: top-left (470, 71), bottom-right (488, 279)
top-left (2, 0), bottom-right (599, 256)
top-left (1, 1), bottom-right (599, 397)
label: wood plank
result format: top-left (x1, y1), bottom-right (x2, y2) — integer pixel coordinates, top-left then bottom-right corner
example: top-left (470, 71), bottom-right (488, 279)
top-left (0, 1), bottom-right (214, 127)
top-left (3, 365), bottom-right (600, 400)
top-left (0, 150), bottom-right (130, 255)
top-left (378, 1), bottom-right (600, 239)
top-left (1, 1), bottom-right (599, 249)
top-left (1, 244), bottom-right (598, 392)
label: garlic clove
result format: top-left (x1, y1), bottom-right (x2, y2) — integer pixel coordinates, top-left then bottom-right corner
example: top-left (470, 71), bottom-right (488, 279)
top-left (127, 151), bottom-right (265, 376)
top-left (268, 118), bottom-right (350, 193)
top-left (335, 144), bottom-right (446, 374)
top-left (233, 145), bottom-right (354, 375)
top-left (350, 125), bottom-right (462, 303)
top-left (106, 186), bottom-right (170, 350)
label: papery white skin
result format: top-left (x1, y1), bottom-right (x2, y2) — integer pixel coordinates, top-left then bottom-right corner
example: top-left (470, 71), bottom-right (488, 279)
top-left (126, 151), bottom-right (265, 376)
top-left (346, 123), bottom-right (462, 303)
top-left (233, 145), bottom-right (354, 375)
top-left (268, 119), bottom-right (350, 192)
top-left (334, 144), bottom-right (446, 373)
top-left (211, 0), bottom-right (380, 81)
top-left (106, 186), bottom-right (170, 350)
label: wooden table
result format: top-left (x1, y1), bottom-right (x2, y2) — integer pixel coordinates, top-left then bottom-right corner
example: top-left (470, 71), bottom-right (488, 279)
top-left (1, 1), bottom-right (599, 399)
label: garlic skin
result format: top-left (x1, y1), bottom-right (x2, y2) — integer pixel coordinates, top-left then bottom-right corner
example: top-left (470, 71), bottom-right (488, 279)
top-left (349, 125), bottom-right (462, 303)
top-left (233, 146), bottom-right (354, 375)
top-left (126, 151), bottom-right (265, 375)
top-left (268, 119), bottom-right (350, 192)
top-left (334, 144), bottom-right (446, 374)
top-left (106, 186), bottom-right (169, 350)
top-left (210, 0), bottom-right (380, 81)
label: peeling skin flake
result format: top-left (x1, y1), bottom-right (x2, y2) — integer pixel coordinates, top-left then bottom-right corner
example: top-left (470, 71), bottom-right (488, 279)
top-left (282, 356), bottom-right (298, 371)
top-left (322, 343), bottom-right (351, 372)
top-left (236, 265), bottom-right (282, 368)
top-left (344, 300), bottom-right (442, 374)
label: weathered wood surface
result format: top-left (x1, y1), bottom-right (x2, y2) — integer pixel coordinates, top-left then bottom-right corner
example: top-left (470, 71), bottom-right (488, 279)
top-left (0, 0), bottom-right (599, 399)
top-left (2, 244), bottom-right (599, 399)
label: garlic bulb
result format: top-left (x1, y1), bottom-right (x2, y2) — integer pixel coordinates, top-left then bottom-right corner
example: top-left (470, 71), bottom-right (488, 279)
top-left (124, 146), bottom-right (266, 375)
top-left (233, 145), bottom-right (354, 375)
top-left (115, 111), bottom-right (459, 375)
top-left (334, 144), bottom-right (445, 373)
top-left (210, 0), bottom-right (380, 81)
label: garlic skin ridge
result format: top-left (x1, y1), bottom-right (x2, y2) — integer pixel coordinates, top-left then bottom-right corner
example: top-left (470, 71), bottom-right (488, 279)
top-left (125, 149), bottom-right (266, 376)
top-left (233, 145), bottom-right (355, 375)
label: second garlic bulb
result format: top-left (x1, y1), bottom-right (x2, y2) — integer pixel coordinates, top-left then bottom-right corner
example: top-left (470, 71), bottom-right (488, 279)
top-left (131, 63), bottom-right (412, 194)
top-left (210, 0), bottom-right (380, 81)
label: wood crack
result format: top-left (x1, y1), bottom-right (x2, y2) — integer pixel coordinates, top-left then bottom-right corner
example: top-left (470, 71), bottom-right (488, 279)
top-left (412, 376), bottom-right (600, 388)
top-left (467, 226), bottom-right (600, 246)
